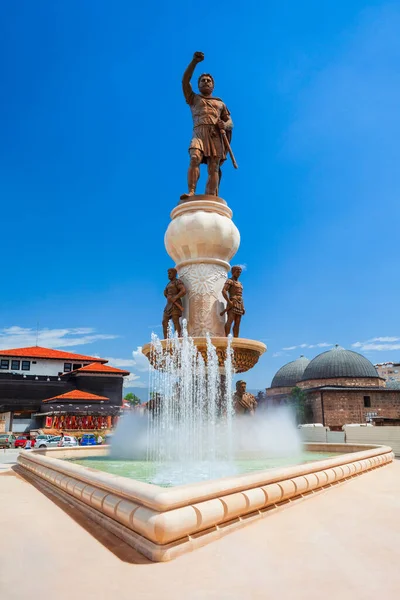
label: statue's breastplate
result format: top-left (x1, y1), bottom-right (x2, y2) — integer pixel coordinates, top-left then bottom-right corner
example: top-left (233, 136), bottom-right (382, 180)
top-left (165, 281), bottom-right (180, 298)
top-left (191, 95), bottom-right (224, 126)
top-left (230, 280), bottom-right (243, 298)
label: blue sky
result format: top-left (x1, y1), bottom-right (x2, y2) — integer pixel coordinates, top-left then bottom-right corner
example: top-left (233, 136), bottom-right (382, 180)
top-left (1, 1), bottom-right (400, 394)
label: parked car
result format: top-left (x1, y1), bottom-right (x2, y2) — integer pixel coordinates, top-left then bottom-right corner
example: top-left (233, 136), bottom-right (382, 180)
top-left (33, 434), bottom-right (53, 444)
top-left (58, 435), bottom-right (79, 447)
top-left (80, 433), bottom-right (97, 446)
top-left (35, 435), bottom-right (61, 448)
top-left (14, 436), bottom-right (36, 449)
top-left (0, 433), bottom-right (17, 449)
top-left (35, 435), bottom-right (78, 448)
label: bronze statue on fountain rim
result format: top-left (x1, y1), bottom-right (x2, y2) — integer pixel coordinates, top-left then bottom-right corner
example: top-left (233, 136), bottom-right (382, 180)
top-left (222, 266), bottom-right (245, 337)
top-left (233, 380), bottom-right (257, 416)
top-left (162, 268), bottom-right (187, 339)
top-left (181, 51), bottom-right (237, 200)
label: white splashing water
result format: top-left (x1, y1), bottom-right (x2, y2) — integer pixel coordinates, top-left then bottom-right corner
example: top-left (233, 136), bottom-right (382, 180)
top-left (145, 322), bottom-right (235, 479)
top-left (110, 322), bottom-right (302, 485)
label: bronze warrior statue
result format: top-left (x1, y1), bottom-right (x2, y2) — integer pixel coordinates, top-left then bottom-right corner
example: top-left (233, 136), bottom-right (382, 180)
top-left (181, 51), bottom-right (234, 199)
top-left (162, 268), bottom-right (186, 338)
top-left (222, 266), bottom-right (245, 337)
top-left (233, 380), bottom-right (257, 416)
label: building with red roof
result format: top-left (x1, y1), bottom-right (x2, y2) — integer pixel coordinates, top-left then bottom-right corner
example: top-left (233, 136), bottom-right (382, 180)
top-left (0, 346), bottom-right (107, 363)
top-left (42, 390), bottom-right (110, 403)
top-left (63, 362), bottom-right (130, 376)
top-left (0, 345), bottom-right (130, 435)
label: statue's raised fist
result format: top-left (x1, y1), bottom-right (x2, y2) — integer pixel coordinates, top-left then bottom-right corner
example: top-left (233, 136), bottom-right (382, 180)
top-left (193, 51), bottom-right (204, 63)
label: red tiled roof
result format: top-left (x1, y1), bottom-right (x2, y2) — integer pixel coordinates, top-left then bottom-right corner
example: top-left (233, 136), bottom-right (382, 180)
top-left (0, 346), bottom-right (107, 363)
top-left (65, 362), bottom-right (130, 376)
top-left (43, 390), bottom-right (109, 403)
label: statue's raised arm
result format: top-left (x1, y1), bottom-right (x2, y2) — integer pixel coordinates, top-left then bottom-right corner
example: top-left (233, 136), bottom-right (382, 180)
top-left (182, 51), bottom-right (204, 105)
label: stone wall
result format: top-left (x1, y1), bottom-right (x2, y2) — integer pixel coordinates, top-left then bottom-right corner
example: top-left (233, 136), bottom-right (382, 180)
top-left (306, 390), bottom-right (400, 428)
top-left (299, 377), bottom-right (384, 389)
top-left (305, 391), bottom-right (323, 424)
top-left (344, 425), bottom-right (400, 456)
top-left (265, 386), bottom-right (292, 397)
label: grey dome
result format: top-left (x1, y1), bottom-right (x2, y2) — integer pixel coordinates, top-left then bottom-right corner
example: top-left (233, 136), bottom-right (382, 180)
top-left (271, 356), bottom-right (310, 388)
top-left (301, 345), bottom-right (379, 381)
top-left (385, 379), bottom-right (400, 390)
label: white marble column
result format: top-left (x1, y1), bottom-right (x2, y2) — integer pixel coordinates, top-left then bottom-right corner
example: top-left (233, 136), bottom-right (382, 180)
top-left (164, 196), bottom-right (240, 338)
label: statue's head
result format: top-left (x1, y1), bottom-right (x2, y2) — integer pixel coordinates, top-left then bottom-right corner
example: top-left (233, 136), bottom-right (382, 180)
top-left (167, 268), bottom-right (177, 280)
top-left (236, 380), bottom-right (246, 394)
top-left (231, 265), bottom-right (242, 279)
top-left (198, 73), bottom-right (214, 96)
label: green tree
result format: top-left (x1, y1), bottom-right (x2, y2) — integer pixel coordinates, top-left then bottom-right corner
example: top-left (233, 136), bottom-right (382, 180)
top-left (288, 386), bottom-right (307, 424)
top-left (256, 390), bottom-right (265, 402)
top-left (124, 392), bottom-right (141, 407)
top-left (256, 390), bottom-right (266, 406)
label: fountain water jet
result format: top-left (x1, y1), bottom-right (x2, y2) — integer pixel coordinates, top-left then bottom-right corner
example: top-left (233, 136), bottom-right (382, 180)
top-left (142, 322), bottom-right (239, 484)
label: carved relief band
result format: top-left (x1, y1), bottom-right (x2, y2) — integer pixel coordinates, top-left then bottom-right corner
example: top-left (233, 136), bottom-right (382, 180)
top-left (179, 263), bottom-right (227, 336)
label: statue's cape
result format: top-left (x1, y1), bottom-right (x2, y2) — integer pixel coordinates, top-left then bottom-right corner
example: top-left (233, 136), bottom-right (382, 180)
top-left (224, 104), bottom-right (233, 145)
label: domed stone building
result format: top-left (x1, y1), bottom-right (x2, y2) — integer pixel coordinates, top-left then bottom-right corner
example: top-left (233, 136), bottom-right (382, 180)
top-left (299, 345), bottom-right (381, 388)
top-left (266, 355), bottom-right (310, 405)
top-left (266, 345), bottom-right (400, 429)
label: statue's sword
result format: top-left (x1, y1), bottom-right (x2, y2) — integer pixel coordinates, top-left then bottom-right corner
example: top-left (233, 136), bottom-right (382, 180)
top-left (220, 129), bottom-right (238, 169)
top-left (171, 299), bottom-right (184, 312)
top-left (220, 301), bottom-right (233, 317)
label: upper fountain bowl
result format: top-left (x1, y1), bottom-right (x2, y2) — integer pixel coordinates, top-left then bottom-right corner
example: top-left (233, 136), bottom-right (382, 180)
top-left (142, 337), bottom-right (267, 374)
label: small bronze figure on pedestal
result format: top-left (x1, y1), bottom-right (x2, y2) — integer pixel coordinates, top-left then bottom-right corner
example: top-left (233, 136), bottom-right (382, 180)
top-left (222, 266), bottom-right (245, 337)
top-left (162, 268), bottom-right (186, 339)
top-left (233, 380), bottom-right (257, 416)
top-left (181, 51), bottom-right (235, 199)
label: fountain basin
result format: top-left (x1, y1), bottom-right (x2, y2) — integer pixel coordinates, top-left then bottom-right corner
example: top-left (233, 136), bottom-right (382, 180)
top-left (142, 337), bottom-right (267, 373)
top-left (17, 443), bottom-right (394, 561)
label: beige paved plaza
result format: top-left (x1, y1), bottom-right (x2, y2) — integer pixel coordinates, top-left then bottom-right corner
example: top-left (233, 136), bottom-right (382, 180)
top-left (1, 460), bottom-right (400, 600)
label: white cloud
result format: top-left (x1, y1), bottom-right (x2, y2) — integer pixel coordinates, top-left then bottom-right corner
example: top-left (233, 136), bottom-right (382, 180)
top-left (123, 373), bottom-right (148, 389)
top-left (308, 343), bottom-right (332, 349)
top-left (369, 337), bottom-right (400, 343)
top-left (282, 342), bottom-right (332, 351)
top-left (361, 344), bottom-right (400, 351)
top-left (104, 357), bottom-right (136, 367)
top-left (117, 346), bottom-right (152, 389)
top-left (352, 337), bottom-right (400, 351)
top-left (0, 326), bottom-right (118, 351)
top-left (132, 347), bottom-right (152, 372)
top-left (352, 339), bottom-right (400, 352)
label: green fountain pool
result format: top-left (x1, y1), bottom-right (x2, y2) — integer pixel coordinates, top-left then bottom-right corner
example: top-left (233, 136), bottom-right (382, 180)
top-left (69, 451), bottom-right (338, 487)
